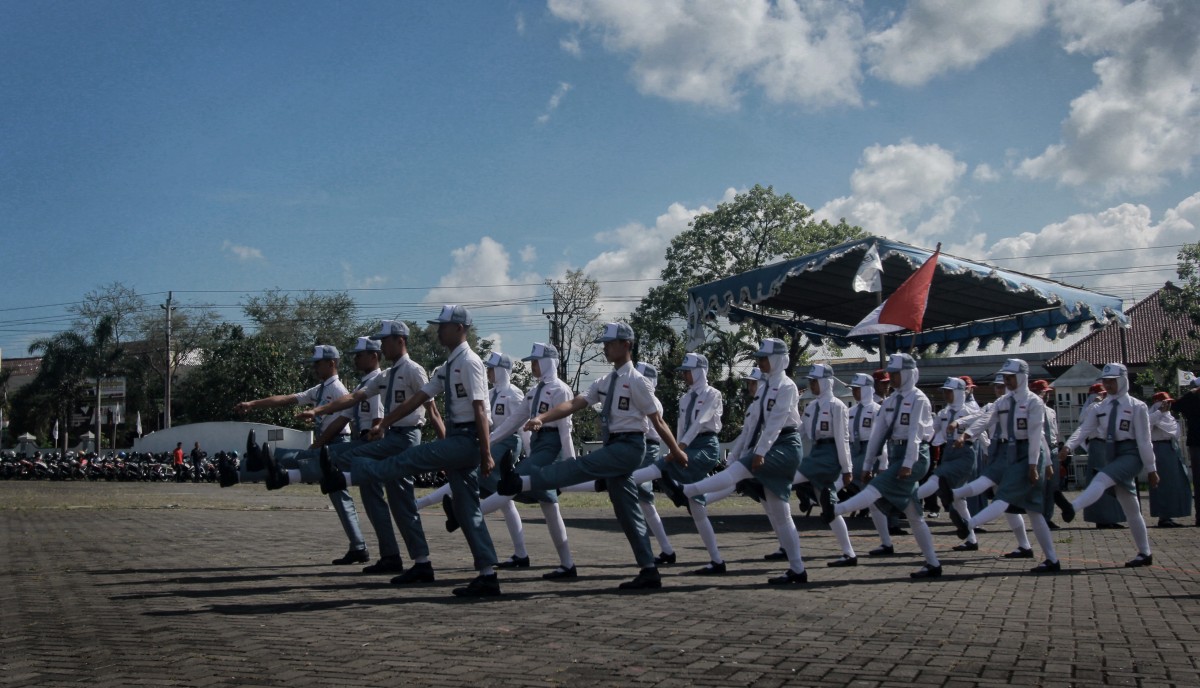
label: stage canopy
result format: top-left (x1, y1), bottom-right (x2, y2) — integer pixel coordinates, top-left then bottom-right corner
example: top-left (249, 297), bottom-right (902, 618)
top-left (685, 237), bottom-right (1127, 354)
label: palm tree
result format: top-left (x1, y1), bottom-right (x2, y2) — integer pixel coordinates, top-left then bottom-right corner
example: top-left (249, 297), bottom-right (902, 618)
top-left (27, 316), bottom-right (123, 453)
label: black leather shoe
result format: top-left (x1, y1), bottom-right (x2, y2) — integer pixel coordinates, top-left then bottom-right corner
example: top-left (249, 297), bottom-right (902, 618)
top-left (1061, 502), bottom-right (1076, 523)
top-left (764, 547), bottom-right (788, 561)
top-left (391, 561), bottom-right (434, 584)
top-left (735, 479), bottom-right (765, 503)
top-left (819, 488), bottom-right (836, 525)
top-left (1125, 553), bottom-right (1153, 568)
top-left (262, 444), bottom-right (289, 490)
top-left (888, 526), bottom-right (908, 536)
top-left (795, 483), bottom-right (816, 515)
top-left (1157, 520), bottom-right (1183, 528)
top-left (1031, 559), bottom-right (1061, 574)
top-left (245, 430), bottom-right (262, 472)
top-left (1005, 504), bottom-right (1026, 515)
top-left (868, 544), bottom-right (895, 556)
top-left (319, 446), bottom-right (347, 495)
top-left (332, 548), bottom-right (369, 565)
top-left (691, 561), bottom-right (727, 575)
top-left (659, 475), bottom-right (690, 510)
top-left (362, 555), bottom-right (404, 574)
top-left (827, 555), bottom-right (857, 567)
top-left (452, 573), bottom-right (501, 597)
top-left (496, 555), bottom-right (530, 569)
top-left (1002, 547), bottom-right (1034, 559)
top-left (948, 509), bottom-right (970, 540)
top-left (496, 463), bottom-right (523, 496)
top-left (910, 564), bottom-right (942, 579)
top-left (937, 479), bottom-right (955, 514)
top-left (543, 565), bottom-right (578, 580)
top-left (594, 479), bottom-right (607, 492)
top-left (618, 567), bottom-right (662, 590)
top-left (1046, 521), bottom-right (1061, 530)
top-left (442, 494), bottom-right (460, 533)
top-left (768, 569), bottom-right (808, 585)
top-left (952, 541), bottom-right (979, 552)
top-left (654, 551), bottom-right (677, 565)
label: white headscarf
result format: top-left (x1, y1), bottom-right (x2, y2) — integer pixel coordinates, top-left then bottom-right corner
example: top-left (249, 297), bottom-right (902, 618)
top-left (536, 356), bottom-right (560, 384)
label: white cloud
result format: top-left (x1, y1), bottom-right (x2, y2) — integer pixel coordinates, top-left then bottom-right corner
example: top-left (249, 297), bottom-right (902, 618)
top-left (536, 82), bottom-right (573, 124)
top-left (520, 245), bottom-right (537, 263)
top-left (423, 236), bottom-right (543, 342)
top-left (221, 240), bottom-right (263, 261)
top-left (547, 0), bottom-right (866, 109)
top-left (983, 191), bottom-right (1199, 295)
top-left (515, 12), bottom-right (526, 35)
top-left (867, 0), bottom-right (1048, 86)
top-left (972, 163), bottom-right (1001, 182)
top-left (815, 140), bottom-right (968, 242)
top-left (560, 34), bottom-right (582, 57)
top-left (1019, 0), bottom-right (1200, 195)
top-left (340, 262), bottom-right (388, 289)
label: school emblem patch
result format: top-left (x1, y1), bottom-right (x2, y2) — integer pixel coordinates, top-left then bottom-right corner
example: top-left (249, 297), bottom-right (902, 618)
top-left (538, 402), bottom-right (549, 414)
top-left (455, 383), bottom-right (467, 398)
top-left (495, 404), bottom-right (505, 415)
top-left (900, 413), bottom-right (910, 425)
top-left (394, 391), bottom-right (405, 404)
top-left (1017, 418), bottom-right (1027, 431)
top-left (618, 396), bottom-right (630, 411)
top-left (1119, 419), bottom-right (1130, 432)
top-left (819, 421), bottom-right (829, 432)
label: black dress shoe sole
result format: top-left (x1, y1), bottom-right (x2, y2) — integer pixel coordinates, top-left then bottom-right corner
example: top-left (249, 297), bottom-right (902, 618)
top-left (1002, 549), bottom-right (1034, 559)
top-left (496, 557), bottom-right (530, 569)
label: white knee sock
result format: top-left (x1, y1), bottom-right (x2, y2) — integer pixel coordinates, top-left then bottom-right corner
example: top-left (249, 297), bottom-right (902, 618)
top-left (1115, 490), bottom-right (1151, 555)
top-left (917, 475), bottom-right (939, 500)
top-left (520, 475), bottom-right (532, 492)
top-left (640, 502), bottom-right (673, 554)
top-left (415, 483), bottom-right (452, 510)
top-left (704, 484), bottom-right (737, 504)
top-left (540, 502), bottom-right (574, 568)
top-left (763, 492), bottom-right (804, 572)
top-left (481, 492), bottom-right (515, 516)
top-left (869, 504), bottom-right (893, 547)
top-left (631, 466), bottom-right (662, 484)
top-left (1028, 513), bottom-right (1057, 562)
top-left (835, 485), bottom-right (882, 516)
top-left (1071, 473), bottom-right (1117, 511)
top-left (969, 499), bottom-right (1009, 529)
top-left (499, 500), bottom-right (527, 558)
top-left (830, 515), bottom-right (855, 557)
top-left (341, 471), bottom-right (353, 487)
top-left (793, 471), bottom-right (808, 484)
top-left (1006, 513), bottom-right (1031, 550)
top-left (287, 469), bottom-right (302, 484)
top-left (690, 502), bottom-right (723, 563)
top-left (953, 477), bottom-right (995, 501)
top-left (560, 480), bottom-right (598, 493)
top-left (953, 498), bottom-right (976, 544)
top-left (905, 503), bottom-right (940, 566)
top-left (684, 463), bottom-right (751, 498)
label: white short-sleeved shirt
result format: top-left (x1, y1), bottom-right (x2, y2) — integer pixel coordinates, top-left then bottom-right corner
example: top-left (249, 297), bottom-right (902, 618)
top-left (368, 354), bottom-right (430, 428)
top-left (490, 377), bottom-right (576, 455)
top-left (583, 361), bottom-right (659, 434)
top-left (752, 376), bottom-right (802, 458)
top-left (865, 388), bottom-right (933, 469)
top-left (489, 381), bottom-right (524, 432)
top-left (975, 393), bottom-right (1045, 465)
top-left (802, 396), bottom-right (852, 472)
top-left (677, 383), bottom-right (722, 446)
top-left (295, 375), bottom-right (352, 436)
top-left (421, 342), bottom-right (488, 425)
top-left (350, 368), bottom-right (385, 433)
top-left (1069, 394), bottom-right (1156, 472)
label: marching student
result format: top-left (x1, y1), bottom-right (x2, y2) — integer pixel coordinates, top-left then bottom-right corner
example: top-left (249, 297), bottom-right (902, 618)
top-left (1029, 379), bottom-right (1074, 529)
top-left (793, 364), bottom-right (857, 567)
top-left (1147, 392), bottom-right (1191, 527)
top-left (1065, 384), bottom-right (1126, 528)
top-left (916, 377), bottom-right (979, 551)
top-left (1060, 363), bottom-right (1161, 568)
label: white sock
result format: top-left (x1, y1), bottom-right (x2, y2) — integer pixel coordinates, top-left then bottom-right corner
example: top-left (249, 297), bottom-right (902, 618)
top-left (341, 471), bottom-right (352, 487)
top-left (763, 492), bottom-right (804, 572)
top-left (953, 498), bottom-right (977, 543)
top-left (917, 476), bottom-right (939, 500)
top-left (704, 484), bottom-right (737, 504)
top-left (286, 469), bottom-right (302, 484)
top-left (631, 465), bottom-right (662, 484)
top-left (869, 504), bottom-right (893, 547)
top-left (1028, 513), bottom-right (1058, 562)
top-left (480, 492), bottom-right (513, 516)
top-left (1006, 513), bottom-right (1031, 550)
top-left (480, 566), bottom-right (494, 576)
top-left (1071, 473), bottom-right (1117, 511)
top-left (830, 515), bottom-right (856, 557)
top-left (684, 463), bottom-right (750, 498)
top-left (541, 502), bottom-right (574, 569)
top-left (560, 480), bottom-right (595, 493)
top-left (690, 501), bottom-right (723, 563)
top-left (793, 470), bottom-right (808, 484)
top-left (953, 477), bottom-right (995, 501)
top-left (906, 503), bottom-right (940, 567)
top-left (499, 500), bottom-right (527, 558)
top-left (968, 500), bottom-right (1009, 529)
top-left (641, 502), bottom-right (673, 554)
top-left (520, 476), bottom-right (532, 492)
top-left (836, 485), bottom-right (882, 516)
top-left (1115, 489), bottom-right (1151, 555)
top-left (415, 483), bottom-right (451, 509)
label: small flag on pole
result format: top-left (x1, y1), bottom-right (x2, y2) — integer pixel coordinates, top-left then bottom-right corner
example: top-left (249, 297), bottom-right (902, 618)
top-left (850, 246), bottom-right (940, 336)
top-left (52, 420), bottom-right (59, 442)
top-left (853, 243), bottom-right (883, 293)
top-left (136, 411), bottom-right (143, 437)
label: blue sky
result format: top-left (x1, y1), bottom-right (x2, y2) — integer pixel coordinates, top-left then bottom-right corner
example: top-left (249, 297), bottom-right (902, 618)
top-left (2, 0), bottom-right (1198, 364)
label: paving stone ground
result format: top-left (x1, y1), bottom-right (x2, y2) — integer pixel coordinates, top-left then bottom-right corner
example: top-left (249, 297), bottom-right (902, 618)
top-left (2, 482), bottom-right (1198, 687)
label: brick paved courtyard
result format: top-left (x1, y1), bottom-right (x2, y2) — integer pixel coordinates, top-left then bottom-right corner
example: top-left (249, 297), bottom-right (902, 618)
top-left (2, 482), bottom-right (1198, 687)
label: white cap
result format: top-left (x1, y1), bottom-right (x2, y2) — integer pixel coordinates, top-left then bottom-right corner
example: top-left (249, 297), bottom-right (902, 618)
top-left (427, 305), bottom-right (472, 326)
top-left (311, 345), bottom-right (340, 361)
top-left (848, 373), bottom-right (874, 388)
top-left (678, 353), bottom-right (709, 371)
top-left (743, 368), bottom-right (765, 382)
top-left (753, 338), bottom-right (787, 357)
top-left (350, 337), bottom-right (382, 354)
top-left (1098, 362), bottom-right (1128, 379)
top-left (996, 358), bottom-right (1029, 376)
top-left (594, 322), bottom-right (635, 343)
top-left (373, 320), bottom-right (410, 338)
top-left (522, 342), bottom-right (560, 361)
top-left (886, 353), bottom-right (916, 373)
top-left (484, 352), bottom-right (513, 370)
top-left (804, 363), bottom-right (836, 380)
top-left (941, 376), bottom-right (967, 391)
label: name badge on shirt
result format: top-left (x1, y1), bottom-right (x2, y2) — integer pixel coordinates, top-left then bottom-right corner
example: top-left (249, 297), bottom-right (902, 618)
top-left (455, 383), bottom-right (467, 398)
top-left (538, 401), bottom-right (549, 414)
top-left (359, 401), bottom-right (370, 413)
top-left (394, 391), bottom-right (405, 405)
top-left (819, 421), bottom-right (829, 432)
top-left (767, 399), bottom-right (776, 411)
top-left (618, 396), bottom-right (630, 411)
top-left (495, 404), bottom-right (505, 416)
top-left (863, 418), bottom-right (872, 428)
top-left (1119, 419), bottom-right (1130, 432)
top-left (900, 413), bottom-right (910, 425)
top-left (1017, 418), bottom-right (1027, 431)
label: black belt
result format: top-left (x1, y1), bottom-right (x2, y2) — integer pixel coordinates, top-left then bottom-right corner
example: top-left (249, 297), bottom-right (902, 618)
top-left (388, 425), bottom-right (419, 433)
top-left (778, 426), bottom-right (798, 436)
top-left (1152, 439), bottom-right (1173, 445)
top-left (605, 431), bottom-right (644, 445)
top-left (452, 422), bottom-right (477, 430)
top-left (813, 438), bottom-right (834, 446)
top-left (693, 431), bottom-right (717, 439)
top-left (646, 439), bottom-right (660, 446)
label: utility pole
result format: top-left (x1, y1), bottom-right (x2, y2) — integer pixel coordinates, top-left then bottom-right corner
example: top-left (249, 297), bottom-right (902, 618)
top-left (161, 292), bottom-right (173, 429)
top-left (543, 283), bottom-right (567, 380)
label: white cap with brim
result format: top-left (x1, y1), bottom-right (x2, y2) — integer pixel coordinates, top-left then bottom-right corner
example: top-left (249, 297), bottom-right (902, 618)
top-left (743, 368), bottom-right (765, 382)
top-left (941, 376), bottom-right (967, 391)
top-left (1098, 362), bottom-right (1128, 379)
top-left (522, 342), bottom-right (560, 361)
top-left (594, 322), bottom-right (635, 343)
top-left (350, 337), bottom-right (382, 354)
top-left (678, 353), bottom-right (709, 371)
top-left (635, 362), bottom-right (659, 381)
top-left (484, 352), bottom-right (513, 370)
top-left (427, 305), bottom-right (472, 326)
top-left (848, 373), bottom-right (873, 387)
top-left (804, 363), bottom-right (835, 380)
top-left (886, 353), bottom-right (916, 373)
top-left (753, 338), bottom-right (787, 358)
top-left (996, 358), bottom-right (1029, 376)
top-left (373, 320), bottom-right (410, 338)
top-left (311, 345), bottom-right (340, 361)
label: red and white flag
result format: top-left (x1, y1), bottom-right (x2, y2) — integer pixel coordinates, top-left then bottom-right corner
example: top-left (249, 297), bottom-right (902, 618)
top-left (849, 248), bottom-right (939, 336)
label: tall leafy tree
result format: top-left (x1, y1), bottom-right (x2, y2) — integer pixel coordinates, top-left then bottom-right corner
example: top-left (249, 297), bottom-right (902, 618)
top-left (69, 282), bottom-right (147, 346)
top-left (1141, 242), bottom-right (1200, 392)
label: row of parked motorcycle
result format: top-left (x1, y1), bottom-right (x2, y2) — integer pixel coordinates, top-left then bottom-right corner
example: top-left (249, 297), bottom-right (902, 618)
top-left (0, 450), bottom-right (237, 482)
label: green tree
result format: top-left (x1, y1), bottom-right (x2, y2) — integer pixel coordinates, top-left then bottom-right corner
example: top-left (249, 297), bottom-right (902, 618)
top-left (69, 282), bottom-right (147, 346)
top-left (242, 289), bottom-right (360, 358)
top-left (1141, 242), bottom-right (1200, 393)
